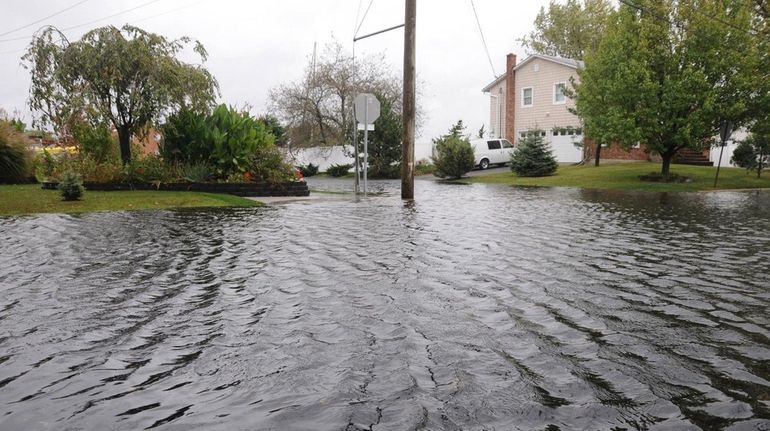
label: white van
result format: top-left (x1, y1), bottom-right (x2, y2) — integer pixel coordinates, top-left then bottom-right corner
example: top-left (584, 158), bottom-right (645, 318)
top-left (471, 138), bottom-right (515, 169)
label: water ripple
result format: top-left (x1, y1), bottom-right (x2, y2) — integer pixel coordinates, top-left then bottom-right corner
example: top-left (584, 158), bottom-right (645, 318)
top-left (1, 183), bottom-right (769, 430)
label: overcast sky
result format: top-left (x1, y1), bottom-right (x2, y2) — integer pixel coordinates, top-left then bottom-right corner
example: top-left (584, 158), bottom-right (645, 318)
top-left (1, 0), bottom-right (556, 141)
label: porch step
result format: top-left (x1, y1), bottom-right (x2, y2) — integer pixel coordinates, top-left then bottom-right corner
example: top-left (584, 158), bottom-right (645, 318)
top-left (673, 149), bottom-right (713, 166)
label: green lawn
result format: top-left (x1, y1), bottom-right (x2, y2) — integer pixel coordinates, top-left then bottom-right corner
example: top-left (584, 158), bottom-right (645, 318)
top-left (465, 162), bottom-right (770, 192)
top-left (0, 184), bottom-right (262, 216)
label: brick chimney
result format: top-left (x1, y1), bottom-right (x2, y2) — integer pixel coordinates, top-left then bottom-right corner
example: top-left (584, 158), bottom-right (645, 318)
top-left (505, 53), bottom-right (517, 142)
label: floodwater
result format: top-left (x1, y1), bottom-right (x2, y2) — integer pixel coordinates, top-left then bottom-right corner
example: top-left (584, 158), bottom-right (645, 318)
top-left (1, 180), bottom-right (769, 430)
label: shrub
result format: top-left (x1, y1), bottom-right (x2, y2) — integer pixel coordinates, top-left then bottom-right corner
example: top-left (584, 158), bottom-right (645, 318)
top-left (160, 105), bottom-right (278, 180)
top-left (76, 155), bottom-right (123, 183)
top-left (159, 109), bottom-right (210, 163)
top-left (0, 121), bottom-right (33, 183)
top-left (247, 146), bottom-right (295, 184)
top-left (58, 170), bottom-right (84, 201)
top-left (179, 161), bottom-right (212, 182)
top-left (297, 163), bottom-right (319, 177)
top-left (326, 163), bottom-right (353, 177)
top-left (72, 122), bottom-right (118, 162)
top-left (33, 149), bottom-right (57, 182)
top-left (368, 162), bottom-right (401, 179)
top-left (432, 136), bottom-right (475, 179)
top-left (415, 158), bottom-right (435, 176)
top-left (510, 133), bottom-right (558, 177)
top-left (207, 105), bottom-right (275, 177)
top-left (123, 155), bottom-right (174, 183)
top-left (732, 129), bottom-right (770, 178)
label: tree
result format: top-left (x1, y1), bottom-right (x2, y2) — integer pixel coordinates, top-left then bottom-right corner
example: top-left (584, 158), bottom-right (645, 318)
top-left (573, 0), bottom-right (757, 177)
top-left (23, 25), bottom-right (218, 164)
top-left (731, 122), bottom-right (770, 178)
top-left (510, 132), bottom-right (558, 177)
top-left (364, 94), bottom-right (403, 179)
top-left (477, 124), bottom-right (486, 139)
top-left (432, 121), bottom-right (475, 179)
top-left (519, 0), bottom-right (614, 60)
top-left (268, 40), bottom-right (417, 152)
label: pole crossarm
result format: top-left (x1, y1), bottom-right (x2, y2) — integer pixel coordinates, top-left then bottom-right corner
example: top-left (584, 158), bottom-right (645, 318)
top-left (354, 23), bottom-right (405, 42)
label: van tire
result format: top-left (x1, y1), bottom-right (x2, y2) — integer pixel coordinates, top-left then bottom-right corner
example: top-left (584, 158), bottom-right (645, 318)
top-left (479, 158), bottom-right (490, 170)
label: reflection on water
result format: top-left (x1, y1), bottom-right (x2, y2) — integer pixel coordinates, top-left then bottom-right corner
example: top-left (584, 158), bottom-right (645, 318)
top-left (1, 182), bottom-right (769, 430)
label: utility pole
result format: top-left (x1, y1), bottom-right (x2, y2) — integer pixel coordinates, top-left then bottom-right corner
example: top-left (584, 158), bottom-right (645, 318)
top-left (401, 0), bottom-right (416, 199)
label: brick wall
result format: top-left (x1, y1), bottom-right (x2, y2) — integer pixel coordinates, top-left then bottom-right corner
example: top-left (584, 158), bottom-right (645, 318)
top-left (505, 54), bottom-right (516, 142)
top-left (583, 139), bottom-right (654, 161)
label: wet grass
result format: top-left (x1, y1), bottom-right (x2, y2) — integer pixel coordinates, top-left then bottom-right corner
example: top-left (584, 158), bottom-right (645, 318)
top-left (465, 162), bottom-right (770, 192)
top-left (0, 184), bottom-right (262, 216)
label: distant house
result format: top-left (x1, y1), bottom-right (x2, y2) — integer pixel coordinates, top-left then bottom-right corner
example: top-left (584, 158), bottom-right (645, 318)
top-left (482, 53), bottom-right (650, 163)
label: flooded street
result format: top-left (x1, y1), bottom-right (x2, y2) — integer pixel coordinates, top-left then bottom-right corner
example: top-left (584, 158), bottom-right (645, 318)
top-left (1, 180), bottom-right (769, 430)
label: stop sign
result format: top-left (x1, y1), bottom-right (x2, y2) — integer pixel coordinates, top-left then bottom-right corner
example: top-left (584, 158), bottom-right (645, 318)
top-left (354, 93), bottom-right (380, 125)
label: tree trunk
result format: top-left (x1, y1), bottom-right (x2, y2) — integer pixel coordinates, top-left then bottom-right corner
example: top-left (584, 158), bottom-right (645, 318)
top-left (594, 142), bottom-right (602, 166)
top-left (118, 126), bottom-right (132, 165)
top-left (661, 152), bottom-right (673, 178)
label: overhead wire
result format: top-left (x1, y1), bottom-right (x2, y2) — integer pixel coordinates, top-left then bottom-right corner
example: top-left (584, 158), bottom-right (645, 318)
top-left (0, 0), bottom-right (165, 43)
top-left (354, 0), bottom-right (375, 39)
top-left (619, 0), bottom-right (759, 38)
top-left (470, 0), bottom-right (497, 78)
top-left (129, 0), bottom-right (207, 25)
top-left (0, 0), bottom-right (91, 37)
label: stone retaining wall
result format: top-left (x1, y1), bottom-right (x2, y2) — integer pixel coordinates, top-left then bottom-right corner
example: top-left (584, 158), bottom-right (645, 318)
top-left (43, 181), bottom-right (310, 197)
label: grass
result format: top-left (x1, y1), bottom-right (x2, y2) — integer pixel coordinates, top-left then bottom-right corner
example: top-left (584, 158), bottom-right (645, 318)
top-left (465, 162), bottom-right (770, 192)
top-left (0, 184), bottom-right (262, 216)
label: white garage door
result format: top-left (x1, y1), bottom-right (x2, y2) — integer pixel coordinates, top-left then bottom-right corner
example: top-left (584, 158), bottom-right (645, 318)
top-left (549, 132), bottom-right (583, 163)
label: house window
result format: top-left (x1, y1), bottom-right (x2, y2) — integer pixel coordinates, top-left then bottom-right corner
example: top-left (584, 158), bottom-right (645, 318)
top-left (522, 87), bottom-right (533, 107)
top-left (554, 83), bottom-right (566, 104)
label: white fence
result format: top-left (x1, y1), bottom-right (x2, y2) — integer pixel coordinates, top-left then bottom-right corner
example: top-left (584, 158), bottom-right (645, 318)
top-left (286, 143), bottom-right (434, 172)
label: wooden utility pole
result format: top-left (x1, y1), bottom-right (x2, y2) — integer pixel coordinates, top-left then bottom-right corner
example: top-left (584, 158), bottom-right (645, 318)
top-left (401, 0), bottom-right (416, 199)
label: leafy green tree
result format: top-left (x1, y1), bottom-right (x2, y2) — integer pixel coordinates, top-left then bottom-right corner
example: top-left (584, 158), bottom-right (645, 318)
top-left (519, 0), bottom-right (614, 60)
top-left (432, 121), bottom-right (475, 179)
top-left (510, 132), bottom-right (558, 177)
top-left (23, 25), bottom-right (218, 164)
top-left (573, 0), bottom-right (757, 177)
top-left (731, 123), bottom-right (770, 178)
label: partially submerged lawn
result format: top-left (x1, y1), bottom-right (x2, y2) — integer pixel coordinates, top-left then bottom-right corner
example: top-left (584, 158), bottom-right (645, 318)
top-left (0, 184), bottom-right (262, 216)
top-left (466, 162), bottom-right (770, 192)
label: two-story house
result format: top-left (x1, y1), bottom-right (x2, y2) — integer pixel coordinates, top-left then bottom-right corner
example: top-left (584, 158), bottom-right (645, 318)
top-left (482, 53), bottom-right (650, 163)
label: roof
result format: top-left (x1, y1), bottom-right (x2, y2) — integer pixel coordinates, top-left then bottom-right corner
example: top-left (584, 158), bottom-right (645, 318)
top-left (481, 54), bottom-right (584, 93)
top-left (514, 54), bottom-right (584, 71)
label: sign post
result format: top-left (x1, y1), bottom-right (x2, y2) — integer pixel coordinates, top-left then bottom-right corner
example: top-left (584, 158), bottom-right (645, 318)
top-left (714, 120), bottom-right (733, 188)
top-left (354, 93), bottom-right (380, 196)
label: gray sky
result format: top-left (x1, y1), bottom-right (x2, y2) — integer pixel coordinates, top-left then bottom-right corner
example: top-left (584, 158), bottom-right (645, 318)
top-left (1, 0), bottom-right (552, 141)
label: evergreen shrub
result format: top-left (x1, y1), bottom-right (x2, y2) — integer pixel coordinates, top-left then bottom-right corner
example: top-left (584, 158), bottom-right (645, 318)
top-left (510, 133), bottom-right (558, 177)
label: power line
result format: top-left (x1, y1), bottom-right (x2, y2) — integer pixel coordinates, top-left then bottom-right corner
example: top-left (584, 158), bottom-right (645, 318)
top-left (354, 0), bottom-right (375, 39)
top-left (59, 0), bottom-right (165, 32)
top-left (620, 0), bottom-right (758, 38)
top-left (0, 0), bottom-right (90, 37)
top-left (353, 0), bottom-right (363, 38)
top-left (0, 0), bottom-right (165, 43)
top-left (129, 0), bottom-right (207, 25)
top-left (470, 0), bottom-right (496, 77)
